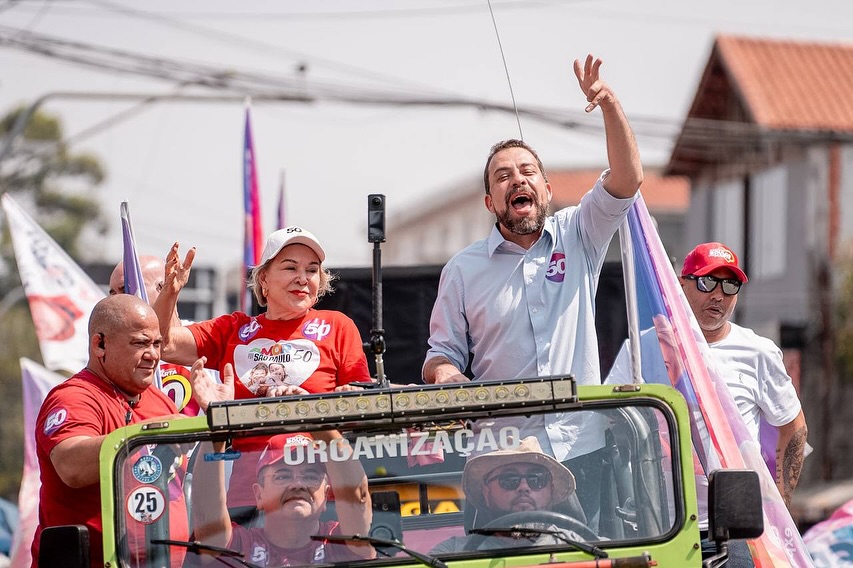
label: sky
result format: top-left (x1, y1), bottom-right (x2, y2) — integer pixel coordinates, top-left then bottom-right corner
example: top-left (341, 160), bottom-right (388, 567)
top-left (0, 0), bottom-right (851, 272)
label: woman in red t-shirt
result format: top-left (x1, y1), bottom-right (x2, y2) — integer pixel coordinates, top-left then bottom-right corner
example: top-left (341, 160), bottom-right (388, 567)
top-left (153, 226), bottom-right (371, 509)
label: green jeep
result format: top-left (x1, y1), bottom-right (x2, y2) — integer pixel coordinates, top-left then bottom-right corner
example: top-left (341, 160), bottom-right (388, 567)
top-left (39, 376), bottom-right (762, 567)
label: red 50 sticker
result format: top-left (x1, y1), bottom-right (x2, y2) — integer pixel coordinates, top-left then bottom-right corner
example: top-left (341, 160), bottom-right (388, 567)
top-left (126, 486), bottom-right (166, 525)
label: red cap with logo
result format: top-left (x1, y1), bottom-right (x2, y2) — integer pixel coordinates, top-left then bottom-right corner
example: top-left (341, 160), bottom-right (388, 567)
top-left (681, 242), bottom-right (748, 283)
top-left (256, 432), bottom-right (316, 477)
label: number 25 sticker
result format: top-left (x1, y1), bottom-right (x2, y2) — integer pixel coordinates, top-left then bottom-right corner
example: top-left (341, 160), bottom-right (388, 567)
top-left (126, 486), bottom-right (166, 525)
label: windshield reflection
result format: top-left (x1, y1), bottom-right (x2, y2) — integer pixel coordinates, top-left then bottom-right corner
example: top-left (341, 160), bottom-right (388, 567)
top-left (115, 402), bottom-right (679, 567)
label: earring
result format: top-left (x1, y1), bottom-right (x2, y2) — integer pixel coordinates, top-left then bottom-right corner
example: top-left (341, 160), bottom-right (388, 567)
top-left (262, 287), bottom-right (268, 297)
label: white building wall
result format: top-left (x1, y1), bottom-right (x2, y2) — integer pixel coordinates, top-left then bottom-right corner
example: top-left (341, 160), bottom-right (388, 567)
top-left (839, 146), bottom-right (853, 248)
top-left (749, 165), bottom-right (788, 280)
top-left (711, 179), bottom-right (745, 254)
top-left (384, 191), bottom-right (493, 266)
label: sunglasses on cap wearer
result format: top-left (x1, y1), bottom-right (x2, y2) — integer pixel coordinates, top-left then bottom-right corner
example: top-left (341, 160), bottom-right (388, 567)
top-left (684, 274), bottom-right (742, 296)
top-left (486, 470), bottom-right (551, 491)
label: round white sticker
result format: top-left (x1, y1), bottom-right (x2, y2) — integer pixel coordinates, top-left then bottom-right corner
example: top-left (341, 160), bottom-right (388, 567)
top-left (126, 486), bottom-right (166, 525)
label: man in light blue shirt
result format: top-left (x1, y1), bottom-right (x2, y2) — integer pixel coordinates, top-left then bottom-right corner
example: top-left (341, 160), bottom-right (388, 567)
top-left (423, 54), bottom-right (643, 529)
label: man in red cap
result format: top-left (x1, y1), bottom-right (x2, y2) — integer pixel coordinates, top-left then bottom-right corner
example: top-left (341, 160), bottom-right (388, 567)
top-left (605, 242), bottom-right (807, 566)
top-left (190, 430), bottom-right (374, 566)
top-left (680, 242), bottom-right (807, 510)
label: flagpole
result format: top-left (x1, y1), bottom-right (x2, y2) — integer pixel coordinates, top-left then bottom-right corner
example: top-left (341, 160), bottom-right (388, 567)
top-left (618, 219), bottom-right (643, 384)
top-left (120, 201), bottom-right (163, 390)
top-left (242, 98), bottom-right (263, 315)
top-left (277, 169), bottom-right (286, 231)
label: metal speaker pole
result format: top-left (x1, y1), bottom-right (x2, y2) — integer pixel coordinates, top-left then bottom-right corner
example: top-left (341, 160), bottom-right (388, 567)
top-left (366, 194), bottom-right (388, 387)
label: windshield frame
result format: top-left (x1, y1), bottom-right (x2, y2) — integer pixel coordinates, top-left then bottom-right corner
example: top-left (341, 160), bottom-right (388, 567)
top-left (102, 385), bottom-right (692, 567)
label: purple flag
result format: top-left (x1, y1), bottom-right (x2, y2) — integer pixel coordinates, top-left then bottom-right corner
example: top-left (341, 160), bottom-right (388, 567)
top-left (242, 101), bottom-right (263, 313)
top-left (120, 201), bottom-right (162, 390)
top-left (623, 196), bottom-right (813, 566)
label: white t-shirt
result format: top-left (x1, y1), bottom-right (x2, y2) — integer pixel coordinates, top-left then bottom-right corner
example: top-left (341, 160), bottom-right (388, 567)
top-left (708, 322), bottom-right (801, 440)
top-left (606, 322), bottom-right (801, 440)
top-left (605, 321), bottom-right (802, 528)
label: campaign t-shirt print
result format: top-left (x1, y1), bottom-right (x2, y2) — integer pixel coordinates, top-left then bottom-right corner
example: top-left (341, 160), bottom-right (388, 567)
top-left (233, 338), bottom-right (321, 390)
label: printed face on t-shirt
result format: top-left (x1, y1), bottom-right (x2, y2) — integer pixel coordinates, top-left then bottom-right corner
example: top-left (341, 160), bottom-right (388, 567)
top-left (268, 363), bottom-right (287, 385)
top-left (234, 338), bottom-right (321, 390)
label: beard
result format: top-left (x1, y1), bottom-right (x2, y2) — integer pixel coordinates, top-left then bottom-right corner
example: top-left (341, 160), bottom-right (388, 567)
top-left (495, 192), bottom-right (548, 235)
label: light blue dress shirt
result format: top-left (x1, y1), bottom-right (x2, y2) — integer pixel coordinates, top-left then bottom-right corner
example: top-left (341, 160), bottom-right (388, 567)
top-left (426, 172), bottom-right (637, 460)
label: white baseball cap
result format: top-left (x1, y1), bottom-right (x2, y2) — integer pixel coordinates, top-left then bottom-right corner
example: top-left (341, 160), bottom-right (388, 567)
top-left (259, 226), bottom-right (326, 265)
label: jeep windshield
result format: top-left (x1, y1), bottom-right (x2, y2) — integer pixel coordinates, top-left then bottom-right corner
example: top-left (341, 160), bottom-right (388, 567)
top-left (106, 377), bottom-right (687, 567)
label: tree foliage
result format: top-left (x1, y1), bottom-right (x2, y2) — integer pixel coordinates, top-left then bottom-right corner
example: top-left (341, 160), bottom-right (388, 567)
top-left (0, 105), bottom-right (108, 290)
top-left (0, 104), bottom-right (108, 500)
top-left (0, 308), bottom-right (40, 501)
top-left (835, 246), bottom-right (853, 381)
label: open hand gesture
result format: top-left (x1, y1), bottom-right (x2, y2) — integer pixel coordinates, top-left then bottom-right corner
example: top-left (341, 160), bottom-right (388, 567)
top-left (164, 242), bottom-right (196, 295)
top-left (191, 359), bottom-right (235, 412)
top-left (573, 54), bottom-right (615, 113)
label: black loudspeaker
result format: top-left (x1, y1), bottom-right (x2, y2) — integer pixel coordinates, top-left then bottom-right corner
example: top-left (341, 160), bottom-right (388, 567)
top-left (367, 194), bottom-right (386, 243)
top-left (39, 525), bottom-right (90, 568)
top-left (316, 261), bottom-right (627, 385)
top-left (369, 491), bottom-right (403, 554)
top-left (316, 266), bottom-right (443, 384)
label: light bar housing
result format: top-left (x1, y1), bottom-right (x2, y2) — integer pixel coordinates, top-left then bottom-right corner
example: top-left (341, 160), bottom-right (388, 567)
top-left (207, 375), bottom-right (577, 431)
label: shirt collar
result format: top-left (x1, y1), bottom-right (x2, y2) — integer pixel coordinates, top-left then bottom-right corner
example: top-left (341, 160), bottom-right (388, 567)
top-left (487, 218), bottom-right (556, 257)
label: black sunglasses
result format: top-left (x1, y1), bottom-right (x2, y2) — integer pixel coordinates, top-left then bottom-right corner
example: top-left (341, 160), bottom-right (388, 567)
top-left (486, 470), bottom-right (551, 491)
top-left (684, 274), bottom-right (742, 296)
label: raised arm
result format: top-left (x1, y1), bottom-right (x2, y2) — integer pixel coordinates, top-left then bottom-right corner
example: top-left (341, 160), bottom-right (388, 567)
top-left (191, 440), bottom-right (233, 549)
top-left (152, 242), bottom-right (199, 365)
top-left (776, 409), bottom-right (807, 508)
top-left (189, 362), bottom-right (235, 549)
top-left (573, 54), bottom-right (643, 199)
top-left (313, 430), bottom-right (375, 559)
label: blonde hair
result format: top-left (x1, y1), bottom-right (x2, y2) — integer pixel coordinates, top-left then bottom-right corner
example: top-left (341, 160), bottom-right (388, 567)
top-left (248, 261), bottom-right (336, 308)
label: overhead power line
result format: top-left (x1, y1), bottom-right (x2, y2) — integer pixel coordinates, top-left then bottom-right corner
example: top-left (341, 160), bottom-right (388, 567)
top-left (2, 24), bottom-right (850, 170)
top-left (0, 25), bottom-right (619, 129)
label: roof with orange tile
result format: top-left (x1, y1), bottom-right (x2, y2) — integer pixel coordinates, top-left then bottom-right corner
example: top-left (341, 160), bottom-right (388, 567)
top-left (666, 34), bottom-right (853, 176)
top-left (717, 35), bottom-right (853, 131)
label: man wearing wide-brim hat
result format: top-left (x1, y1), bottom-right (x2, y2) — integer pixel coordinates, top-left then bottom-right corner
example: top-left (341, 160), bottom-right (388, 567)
top-left (431, 437), bottom-right (584, 554)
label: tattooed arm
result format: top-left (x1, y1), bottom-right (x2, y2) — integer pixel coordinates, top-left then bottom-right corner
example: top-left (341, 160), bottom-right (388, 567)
top-left (775, 409), bottom-right (807, 508)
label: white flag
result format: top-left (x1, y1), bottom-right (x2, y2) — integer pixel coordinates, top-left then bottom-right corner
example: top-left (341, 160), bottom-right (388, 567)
top-left (9, 358), bottom-right (66, 568)
top-left (1, 194), bottom-right (105, 372)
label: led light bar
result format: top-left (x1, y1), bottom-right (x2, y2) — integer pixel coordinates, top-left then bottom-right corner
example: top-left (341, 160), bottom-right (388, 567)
top-left (207, 375), bottom-right (577, 431)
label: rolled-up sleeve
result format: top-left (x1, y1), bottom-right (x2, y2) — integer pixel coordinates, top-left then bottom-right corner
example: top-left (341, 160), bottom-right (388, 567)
top-left (423, 262), bottom-right (470, 376)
